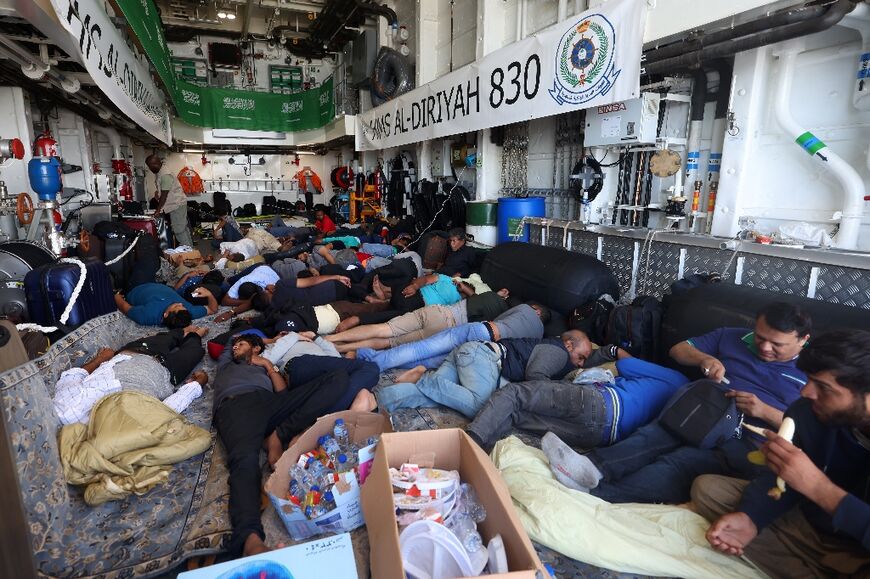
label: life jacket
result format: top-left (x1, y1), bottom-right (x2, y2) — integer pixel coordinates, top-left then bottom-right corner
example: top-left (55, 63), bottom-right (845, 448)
top-left (177, 166), bottom-right (205, 195)
top-left (294, 167), bottom-right (323, 194)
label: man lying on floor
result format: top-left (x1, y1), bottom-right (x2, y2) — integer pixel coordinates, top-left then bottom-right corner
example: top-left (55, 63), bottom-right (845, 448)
top-left (695, 330), bottom-right (870, 578)
top-left (53, 326), bottom-right (210, 424)
top-left (376, 331), bottom-right (591, 419)
top-left (115, 283), bottom-right (218, 327)
top-left (466, 346), bottom-right (690, 451)
top-left (543, 302), bottom-right (811, 505)
top-left (357, 302), bottom-right (551, 371)
top-left (326, 288), bottom-right (511, 353)
top-left (212, 334), bottom-right (369, 557)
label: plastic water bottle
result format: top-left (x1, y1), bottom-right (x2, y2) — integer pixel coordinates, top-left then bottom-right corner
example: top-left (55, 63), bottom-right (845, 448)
top-left (321, 490), bottom-right (336, 510)
top-left (319, 434), bottom-right (342, 463)
top-left (333, 418), bottom-right (349, 447)
top-left (447, 511), bottom-right (483, 552)
top-left (460, 483), bottom-right (487, 523)
top-left (306, 456), bottom-right (330, 486)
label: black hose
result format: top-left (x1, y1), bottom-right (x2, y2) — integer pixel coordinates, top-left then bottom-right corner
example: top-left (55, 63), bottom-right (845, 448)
top-left (708, 59), bottom-right (733, 119)
top-left (645, 0), bottom-right (857, 76)
top-left (371, 47), bottom-right (413, 106)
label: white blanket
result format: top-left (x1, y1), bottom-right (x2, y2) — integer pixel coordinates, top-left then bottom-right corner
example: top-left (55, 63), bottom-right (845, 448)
top-left (491, 436), bottom-right (769, 579)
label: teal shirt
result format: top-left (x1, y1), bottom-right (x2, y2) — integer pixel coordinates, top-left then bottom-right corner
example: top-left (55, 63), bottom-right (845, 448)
top-left (420, 274), bottom-right (462, 306)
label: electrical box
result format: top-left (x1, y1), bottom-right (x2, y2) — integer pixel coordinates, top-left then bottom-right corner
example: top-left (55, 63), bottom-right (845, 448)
top-left (351, 30), bottom-right (378, 86)
top-left (431, 141), bottom-right (452, 177)
top-left (583, 93), bottom-right (661, 147)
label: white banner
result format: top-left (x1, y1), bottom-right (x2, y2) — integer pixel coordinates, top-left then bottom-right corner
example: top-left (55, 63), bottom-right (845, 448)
top-left (49, 0), bottom-right (172, 144)
top-left (356, 0), bottom-right (645, 151)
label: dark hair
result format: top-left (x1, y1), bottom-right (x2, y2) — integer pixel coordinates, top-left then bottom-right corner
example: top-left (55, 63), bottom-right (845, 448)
top-left (758, 302), bottom-right (812, 337)
top-left (457, 281), bottom-right (476, 295)
top-left (797, 330), bottom-right (870, 395)
top-left (251, 292), bottom-right (271, 311)
top-left (448, 228), bottom-right (466, 240)
top-left (164, 308), bottom-right (192, 329)
top-left (229, 253), bottom-right (245, 262)
top-left (238, 282), bottom-right (262, 301)
top-left (202, 270), bottom-right (224, 286)
top-left (297, 270), bottom-right (314, 279)
top-left (233, 333), bottom-right (264, 353)
top-left (527, 301), bottom-right (552, 325)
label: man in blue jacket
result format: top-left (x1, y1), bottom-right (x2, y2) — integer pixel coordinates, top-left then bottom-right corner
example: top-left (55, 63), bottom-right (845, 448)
top-left (695, 329), bottom-right (870, 578)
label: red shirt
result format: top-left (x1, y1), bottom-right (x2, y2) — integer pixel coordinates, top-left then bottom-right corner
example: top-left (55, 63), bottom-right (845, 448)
top-left (315, 214), bottom-right (336, 234)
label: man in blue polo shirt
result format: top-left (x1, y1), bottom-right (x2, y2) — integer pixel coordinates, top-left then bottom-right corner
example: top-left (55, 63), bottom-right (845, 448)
top-left (115, 282), bottom-right (217, 326)
top-left (543, 302), bottom-right (811, 504)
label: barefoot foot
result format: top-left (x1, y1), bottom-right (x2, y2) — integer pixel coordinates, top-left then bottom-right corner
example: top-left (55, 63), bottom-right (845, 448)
top-left (242, 533), bottom-right (272, 557)
top-left (395, 365), bottom-right (426, 384)
top-left (265, 432), bottom-right (284, 467)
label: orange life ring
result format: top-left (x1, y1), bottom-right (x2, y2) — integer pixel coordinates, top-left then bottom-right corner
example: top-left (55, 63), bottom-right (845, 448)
top-left (16, 193), bottom-right (33, 225)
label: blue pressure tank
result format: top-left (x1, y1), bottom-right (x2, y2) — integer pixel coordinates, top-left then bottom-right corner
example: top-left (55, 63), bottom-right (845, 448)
top-left (28, 157), bottom-right (62, 202)
top-left (497, 196), bottom-right (545, 244)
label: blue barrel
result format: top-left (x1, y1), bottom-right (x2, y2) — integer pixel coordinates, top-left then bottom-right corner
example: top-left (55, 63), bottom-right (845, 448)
top-left (497, 197), bottom-right (545, 244)
top-left (28, 157), bottom-right (62, 202)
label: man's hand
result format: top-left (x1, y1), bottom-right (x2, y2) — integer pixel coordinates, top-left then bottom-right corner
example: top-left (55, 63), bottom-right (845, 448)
top-left (726, 390), bottom-right (781, 427)
top-left (335, 275), bottom-right (351, 288)
top-left (214, 311), bottom-right (233, 323)
top-left (761, 431), bottom-right (847, 512)
top-left (401, 283), bottom-right (418, 297)
top-left (299, 331), bottom-right (316, 340)
top-left (250, 355), bottom-right (272, 369)
top-left (185, 326), bottom-right (208, 338)
top-left (191, 287), bottom-right (213, 300)
top-left (706, 512), bottom-right (758, 556)
top-left (699, 355), bottom-right (726, 382)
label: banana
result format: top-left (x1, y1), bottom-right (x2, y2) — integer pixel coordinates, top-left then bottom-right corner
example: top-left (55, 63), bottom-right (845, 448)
top-left (767, 417), bottom-right (796, 500)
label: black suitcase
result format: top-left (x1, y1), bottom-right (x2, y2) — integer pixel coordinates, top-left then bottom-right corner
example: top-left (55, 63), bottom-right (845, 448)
top-left (24, 258), bottom-right (116, 331)
top-left (91, 221), bottom-right (139, 289)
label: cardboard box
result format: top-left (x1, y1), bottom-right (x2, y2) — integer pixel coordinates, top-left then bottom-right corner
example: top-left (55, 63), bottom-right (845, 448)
top-left (264, 410), bottom-right (392, 541)
top-left (361, 429), bottom-right (546, 579)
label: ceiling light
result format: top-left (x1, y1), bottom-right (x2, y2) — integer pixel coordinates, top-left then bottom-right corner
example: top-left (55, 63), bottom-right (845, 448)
top-left (294, 151), bottom-right (316, 155)
top-left (226, 12), bottom-right (236, 20)
top-left (183, 148), bottom-right (204, 153)
top-left (217, 10), bottom-right (227, 18)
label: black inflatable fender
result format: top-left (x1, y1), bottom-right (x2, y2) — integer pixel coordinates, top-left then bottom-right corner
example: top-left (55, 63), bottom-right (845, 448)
top-left (480, 242), bottom-right (620, 317)
top-left (371, 46), bottom-right (413, 107)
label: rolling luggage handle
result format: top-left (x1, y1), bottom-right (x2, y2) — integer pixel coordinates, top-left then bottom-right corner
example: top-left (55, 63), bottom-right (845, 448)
top-left (14, 237), bottom-right (138, 334)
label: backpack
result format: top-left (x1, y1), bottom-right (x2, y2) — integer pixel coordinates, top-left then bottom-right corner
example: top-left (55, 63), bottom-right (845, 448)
top-left (659, 379), bottom-right (741, 449)
top-left (670, 273), bottom-right (722, 296)
top-left (568, 294), bottom-right (616, 345)
top-left (604, 295), bottom-right (663, 361)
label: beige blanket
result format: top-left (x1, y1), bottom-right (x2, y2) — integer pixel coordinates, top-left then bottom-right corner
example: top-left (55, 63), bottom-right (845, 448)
top-left (59, 391), bottom-right (211, 505)
top-left (491, 436), bottom-right (768, 579)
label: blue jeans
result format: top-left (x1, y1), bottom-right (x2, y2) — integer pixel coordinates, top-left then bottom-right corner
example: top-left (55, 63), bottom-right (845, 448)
top-left (359, 323), bottom-right (490, 371)
top-left (375, 342), bottom-right (501, 418)
top-left (360, 243), bottom-right (395, 258)
top-left (588, 421), bottom-right (766, 504)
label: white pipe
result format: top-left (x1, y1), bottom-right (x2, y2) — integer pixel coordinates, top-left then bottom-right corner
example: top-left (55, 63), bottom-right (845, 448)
top-left (838, 2), bottom-right (870, 111)
top-left (516, 0), bottom-right (522, 42)
top-left (773, 48), bottom-right (865, 250)
top-left (705, 116), bottom-right (727, 234)
top-left (574, 0), bottom-right (584, 16)
top-left (558, 0), bottom-right (568, 23)
top-left (92, 126), bottom-right (122, 160)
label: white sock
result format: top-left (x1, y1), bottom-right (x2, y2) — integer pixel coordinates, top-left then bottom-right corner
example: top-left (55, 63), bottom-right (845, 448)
top-left (542, 432), bottom-right (602, 490)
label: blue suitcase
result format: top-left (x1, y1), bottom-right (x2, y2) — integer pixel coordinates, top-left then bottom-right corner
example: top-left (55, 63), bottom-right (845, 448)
top-left (24, 258), bottom-right (116, 331)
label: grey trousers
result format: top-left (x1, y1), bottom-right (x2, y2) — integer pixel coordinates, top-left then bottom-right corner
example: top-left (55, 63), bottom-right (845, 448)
top-left (692, 475), bottom-right (870, 579)
top-left (466, 380), bottom-right (609, 448)
top-left (168, 203), bottom-right (193, 248)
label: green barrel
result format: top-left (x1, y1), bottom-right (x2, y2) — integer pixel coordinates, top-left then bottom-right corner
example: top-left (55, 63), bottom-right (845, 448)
top-left (466, 201), bottom-right (498, 226)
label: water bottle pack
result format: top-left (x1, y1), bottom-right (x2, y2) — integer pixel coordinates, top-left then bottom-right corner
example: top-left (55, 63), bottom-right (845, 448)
top-left (285, 418), bottom-right (379, 521)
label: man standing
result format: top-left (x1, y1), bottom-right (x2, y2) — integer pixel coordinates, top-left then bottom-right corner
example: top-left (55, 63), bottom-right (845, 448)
top-left (696, 330), bottom-right (870, 578)
top-left (146, 153), bottom-right (192, 248)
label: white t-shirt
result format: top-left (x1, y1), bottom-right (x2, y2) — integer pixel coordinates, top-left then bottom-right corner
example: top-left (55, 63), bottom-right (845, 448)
top-left (219, 238), bottom-right (259, 260)
top-left (227, 265), bottom-right (280, 299)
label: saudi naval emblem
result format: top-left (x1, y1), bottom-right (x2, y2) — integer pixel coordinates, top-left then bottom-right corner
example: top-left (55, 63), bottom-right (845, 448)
top-left (549, 15), bottom-right (621, 106)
